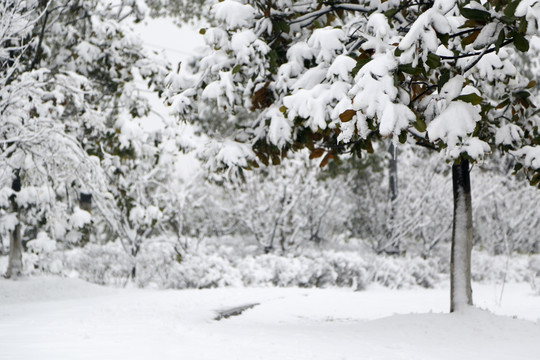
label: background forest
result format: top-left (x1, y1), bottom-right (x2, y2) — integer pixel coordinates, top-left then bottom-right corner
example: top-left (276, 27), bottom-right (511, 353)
top-left (1, 0), bottom-right (540, 296)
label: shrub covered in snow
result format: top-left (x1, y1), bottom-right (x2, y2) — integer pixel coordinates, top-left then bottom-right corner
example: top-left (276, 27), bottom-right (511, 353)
top-left (3, 234), bottom-right (538, 292)
top-left (470, 251), bottom-right (530, 283)
top-left (366, 256), bottom-right (440, 289)
top-left (64, 242), bottom-right (133, 286)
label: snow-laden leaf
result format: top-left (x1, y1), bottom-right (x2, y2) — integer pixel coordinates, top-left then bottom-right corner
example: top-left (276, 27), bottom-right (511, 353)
top-left (427, 101), bottom-right (484, 158)
top-left (212, 0), bottom-right (256, 29)
top-left (511, 146), bottom-right (540, 169)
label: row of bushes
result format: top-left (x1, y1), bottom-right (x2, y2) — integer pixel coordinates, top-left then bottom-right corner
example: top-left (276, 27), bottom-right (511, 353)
top-left (8, 240), bottom-right (539, 293)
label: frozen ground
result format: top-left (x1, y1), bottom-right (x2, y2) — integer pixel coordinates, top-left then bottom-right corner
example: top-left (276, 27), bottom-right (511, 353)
top-left (0, 277), bottom-right (539, 360)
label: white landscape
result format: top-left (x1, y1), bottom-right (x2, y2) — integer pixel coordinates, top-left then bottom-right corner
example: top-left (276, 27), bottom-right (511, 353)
top-left (1, 277), bottom-right (539, 360)
top-left (2, 0), bottom-right (540, 359)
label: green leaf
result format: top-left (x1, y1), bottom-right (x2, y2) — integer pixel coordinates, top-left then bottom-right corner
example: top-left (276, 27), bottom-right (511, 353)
top-left (274, 20), bottom-right (290, 34)
top-left (437, 32), bottom-right (450, 47)
top-left (232, 64), bottom-right (242, 74)
top-left (199, 28), bottom-right (206, 35)
top-left (438, 70), bottom-right (450, 92)
top-left (499, 16), bottom-right (514, 25)
top-left (526, 80), bottom-right (537, 89)
top-left (384, 7), bottom-right (400, 17)
top-left (352, 58), bottom-right (372, 77)
top-left (495, 29), bottom-right (505, 52)
top-left (514, 33), bottom-right (529, 52)
top-left (426, 53), bottom-right (441, 69)
top-left (268, 50), bottom-right (279, 73)
top-left (456, 93), bottom-right (483, 105)
top-left (504, 0), bottom-right (520, 17)
top-left (460, 8), bottom-right (491, 23)
top-left (412, 119), bottom-right (427, 133)
top-left (398, 63), bottom-right (422, 75)
top-left (514, 90), bottom-right (531, 99)
top-left (519, 18), bottom-right (527, 33)
top-left (398, 131), bottom-right (407, 144)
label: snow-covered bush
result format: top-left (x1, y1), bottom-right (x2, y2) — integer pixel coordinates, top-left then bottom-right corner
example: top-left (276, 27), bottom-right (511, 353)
top-left (24, 232), bottom-right (62, 275)
top-left (317, 251), bottom-right (367, 290)
top-left (166, 254), bottom-right (243, 289)
top-left (470, 251), bottom-right (531, 283)
top-left (366, 256), bottom-right (440, 289)
top-left (64, 242), bottom-right (133, 286)
top-left (526, 255), bottom-right (540, 295)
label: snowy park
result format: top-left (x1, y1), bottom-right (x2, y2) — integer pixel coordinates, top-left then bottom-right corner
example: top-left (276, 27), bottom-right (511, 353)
top-left (2, 0), bottom-right (540, 359)
top-left (1, 277), bottom-right (539, 360)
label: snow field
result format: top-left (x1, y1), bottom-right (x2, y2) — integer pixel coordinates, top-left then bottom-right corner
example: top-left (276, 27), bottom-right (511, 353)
top-left (0, 277), bottom-right (538, 360)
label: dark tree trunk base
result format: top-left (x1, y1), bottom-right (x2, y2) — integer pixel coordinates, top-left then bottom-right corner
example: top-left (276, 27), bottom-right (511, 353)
top-left (450, 159), bottom-right (474, 312)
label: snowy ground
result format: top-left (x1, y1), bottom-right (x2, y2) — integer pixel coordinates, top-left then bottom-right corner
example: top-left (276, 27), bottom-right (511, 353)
top-left (1, 277), bottom-right (539, 360)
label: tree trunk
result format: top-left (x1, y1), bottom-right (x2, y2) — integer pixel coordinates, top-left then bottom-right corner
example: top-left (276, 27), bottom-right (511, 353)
top-left (385, 142), bottom-right (400, 255)
top-left (388, 143), bottom-right (398, 203)
top-left (450, 159), bottom-right (473, 312)
top-left (6, 171), bottom-right (23, 279)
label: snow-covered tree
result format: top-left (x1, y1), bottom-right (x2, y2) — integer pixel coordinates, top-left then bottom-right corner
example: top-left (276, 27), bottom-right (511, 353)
top-left (222, 151), bottom-right (342, 253)
top-left (167, 0), bottom-right (540, 311)
top-left (0, 0), bottom-right (167, 278)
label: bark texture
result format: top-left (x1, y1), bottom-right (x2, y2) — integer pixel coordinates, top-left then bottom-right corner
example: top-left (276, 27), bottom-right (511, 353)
top-left (450, 159), bottom-right (473, 312)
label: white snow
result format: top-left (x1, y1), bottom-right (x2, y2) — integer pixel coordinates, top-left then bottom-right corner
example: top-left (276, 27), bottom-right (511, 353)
top-left (267, 107), bottom-right (292, 148)
top-left (70, 207), bottom-right (92, 228)
top-left (26, 232), bottom-right (56, 254)
top-left (1, 277), bottom-right (539, 360)
top-left (511, 145), bottom-right (540, 169)
top-left (212, 0), bottom-right (256, 30)
top-left (427, 101), bottom-right (481, 153)
top-left (307, 27), bottom-right (346, 63)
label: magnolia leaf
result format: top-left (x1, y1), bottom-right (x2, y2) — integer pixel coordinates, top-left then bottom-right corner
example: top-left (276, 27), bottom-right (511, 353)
top-left (531, 173), bottom-right (540, 187)
top-left (352, 58), bottom-right (372, 77)
top-left (413, 119), bottom-right (427, 133)
top-left (398, 63), bottom-right (422, 75)
top-left (437, 32), bottom-right (450, 47)
top-left (310, 148), bottom-right (325, 159)
top-left (366, 139), bottom-right (374, 153)
top-left (426, 53), bottom-right (441, 69)
top-left (319, 152), bottom-right (333, 167)
top-left (232, 64), bottom-right (242, 74)
top-left (456, 93), bottom-right (483, 105)
top-left (461, 8), bottom-right (491, 23)
top-left (514, 33), bottom-right (529, 52)
top-left (496, 98), bottom-right (510, 109)
top-left (339, 109), bottom-right (356, 122)
top-left (504, 0), bottom-right (520, 17)
top-left (438, 70), bottom-right (450, 92)
top-left (462, 30), bottom-right (481, 46)
top-left (495, 29), bottom-right (505, 51)
top-left (398, 131), bottom-right (407, 144)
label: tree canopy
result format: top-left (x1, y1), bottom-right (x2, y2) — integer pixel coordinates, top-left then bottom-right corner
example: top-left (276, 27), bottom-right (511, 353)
top-left (167, 0), bottom-right (540, 184)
